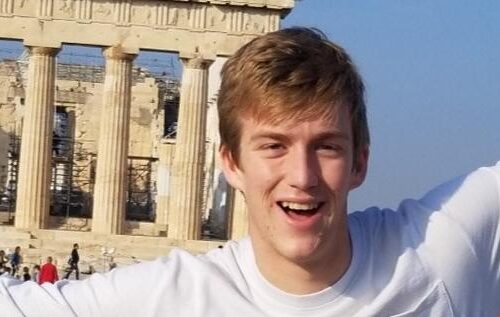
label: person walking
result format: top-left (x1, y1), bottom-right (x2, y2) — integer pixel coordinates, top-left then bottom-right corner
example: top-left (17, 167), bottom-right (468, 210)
top-left (39, 257), bottom-right (58, 284)
top-left (64, 243), bottom-right (80, 280)
top-left (9, 246), bottom-right (21, 277)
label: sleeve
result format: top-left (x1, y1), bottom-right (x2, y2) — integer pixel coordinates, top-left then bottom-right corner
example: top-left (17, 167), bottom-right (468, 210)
top-left (418, 161), bottom-right (500, 311)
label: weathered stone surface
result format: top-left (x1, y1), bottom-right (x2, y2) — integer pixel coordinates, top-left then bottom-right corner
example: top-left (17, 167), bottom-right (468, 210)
top-left (91, 46), bottom-right (135, 235)
top-left (0, 0), bottom-right (290, 56)
top-left (15, 46), bottom-right (59, 230)
top-left (167, 56), bottom-right (212, 240)
top-left (0, 0), bottom-right (294, 254)
top-left (0, 227), bottom-right (224, 276)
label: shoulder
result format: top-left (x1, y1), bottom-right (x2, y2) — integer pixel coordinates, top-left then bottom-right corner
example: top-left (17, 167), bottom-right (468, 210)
top-left (166, 240), bottom-right (247, 280)
top-left (65, 245), bottom-right (248, 314)
top-left (110, 244), bottom-right (242, 287)
top-left (417, 162), bottom-right (500, 244)
top-left (351, 161), bottom-right (500, 239)
top-left (204, 239), bottom-right (251, 272)
top-left (420, 162), bottom-right (500, 208)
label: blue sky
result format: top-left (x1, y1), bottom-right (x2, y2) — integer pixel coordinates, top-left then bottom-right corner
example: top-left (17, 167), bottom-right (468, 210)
top-left (282, 1), bottom-right (500, 211)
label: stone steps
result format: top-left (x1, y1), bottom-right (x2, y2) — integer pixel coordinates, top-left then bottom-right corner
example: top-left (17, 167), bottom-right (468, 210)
top-left (0, 212), bottom-right (14, 225)
top-left (0, 226), bottom-right (32, 237)
top-left (0, 238), bottom-right (36, 250)
top-left (0, 225), bottom-right (225, 274)
top-left (1, 231), bottom-right (33, 239)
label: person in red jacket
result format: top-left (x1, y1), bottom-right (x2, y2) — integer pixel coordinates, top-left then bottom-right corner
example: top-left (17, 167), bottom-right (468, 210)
top-left (38, 256), bottom-right (58, 284)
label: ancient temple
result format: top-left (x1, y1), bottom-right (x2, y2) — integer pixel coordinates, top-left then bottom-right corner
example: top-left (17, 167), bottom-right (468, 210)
top-left (0, 0), bottom-right (294, 269)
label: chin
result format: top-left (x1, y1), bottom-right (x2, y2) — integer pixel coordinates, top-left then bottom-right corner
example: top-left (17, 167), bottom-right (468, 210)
top-left (277, 236), bottom-right (325, 263)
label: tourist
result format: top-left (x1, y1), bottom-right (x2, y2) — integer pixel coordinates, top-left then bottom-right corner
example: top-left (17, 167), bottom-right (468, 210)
top-left (31, 264), bottom-right (40, 283)
top-left (64, 243), bottom-right (80, 280)
top-left (38, 256), bottom-right (58, 284)
top-left (0, 27), bottom-right (498, 316)
top-left (21, 266), bottom-right (30, 282)
top-left (9, 246), bottom-right (21, 276)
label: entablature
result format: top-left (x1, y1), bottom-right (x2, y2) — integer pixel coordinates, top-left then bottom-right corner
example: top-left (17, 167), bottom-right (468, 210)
top-left (0, 0), bottom-right (294, 57)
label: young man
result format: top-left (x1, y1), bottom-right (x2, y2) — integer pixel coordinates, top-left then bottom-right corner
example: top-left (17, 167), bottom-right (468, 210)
top-left (0, 27), bottom-right (499, 316)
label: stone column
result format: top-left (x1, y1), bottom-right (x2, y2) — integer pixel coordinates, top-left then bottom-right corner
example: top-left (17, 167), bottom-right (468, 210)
top-left (154, 141), bottom-right (175, 236)
top-left (229, 188), bottom-right (248, 240)
top-left (167, 56), bottom-right (212, 240)
top-left (15, 46), bottom-right (59, 230)
top-left (91, 46), bottom-right (135, 235)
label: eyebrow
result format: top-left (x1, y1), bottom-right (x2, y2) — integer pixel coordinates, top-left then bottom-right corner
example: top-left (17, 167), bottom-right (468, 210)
top-left (313, 131), bottom-right (350, 141)
top-left (249, 131), bottom-right (350, 143)
top-left (249, 132), bottom-right (288, 143)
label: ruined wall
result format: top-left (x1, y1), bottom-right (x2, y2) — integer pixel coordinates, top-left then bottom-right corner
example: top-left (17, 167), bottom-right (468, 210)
top-left (53, 76), bottom-right (162, 157)
top-left (0, 61), bottom-right (24, 206)
top-left (130, 77), bottom-right (161, 157)
top-left (0, 59), bottom-right (169, 225)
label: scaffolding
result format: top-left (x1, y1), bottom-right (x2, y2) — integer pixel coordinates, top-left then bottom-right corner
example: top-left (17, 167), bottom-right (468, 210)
top-left (126, 156), bottom-right (157, 222)
top-left (0, 43), bottom-right (180, 228)
top-left (50, 136), bottom-right (94, 219)
top-left (0, 133), bottom-right (20, 224)
top-left (0, 134), bottom-right (95, 224)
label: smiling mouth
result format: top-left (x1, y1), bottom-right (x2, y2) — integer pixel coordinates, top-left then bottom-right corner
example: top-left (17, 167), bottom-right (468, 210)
top-left (277, 201), bottom-right (324, 216)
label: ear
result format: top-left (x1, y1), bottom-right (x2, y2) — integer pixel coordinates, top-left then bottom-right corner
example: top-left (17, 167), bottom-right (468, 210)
top-left (219, 145), bottom-right (244, 192)
top-left (349, 145), bottom-right (369, 190)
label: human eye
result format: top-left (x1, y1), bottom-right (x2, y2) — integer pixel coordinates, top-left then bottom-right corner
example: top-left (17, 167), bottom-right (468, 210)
top-left (316, 143), bottom-right (343, 156)
top-left (260, 142), bottom-right (286, 157)
top-left (263, 143), bottom-right (284, 150)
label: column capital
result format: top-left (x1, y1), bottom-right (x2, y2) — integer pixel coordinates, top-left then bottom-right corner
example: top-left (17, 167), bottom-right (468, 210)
top-left (179, 52), bottom-right (214, 70)
top-left (102, 46), bottom-right (137, 61)
top-left (27, 46), bottom-right (60, 56)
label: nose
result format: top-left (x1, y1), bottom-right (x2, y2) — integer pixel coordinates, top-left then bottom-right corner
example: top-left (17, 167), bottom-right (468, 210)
top-left (285, 148), bottom-right (319, 190)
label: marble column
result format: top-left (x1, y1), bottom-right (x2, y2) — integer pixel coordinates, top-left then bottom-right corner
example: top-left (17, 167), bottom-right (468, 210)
top-left (229, 188), bottom-right (248, 240)
top-left (91, 46), bottom-right (135, 235)
top-left (154, 141), bottom-right (175, 236)
top-left (167, 56), bottom-right (212, 240)
top-left (15, 46), bottom-right (59, 230)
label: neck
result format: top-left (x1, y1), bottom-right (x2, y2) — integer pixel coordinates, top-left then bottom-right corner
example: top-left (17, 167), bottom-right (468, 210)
top-left (252, 227), bottom-right (352, 295)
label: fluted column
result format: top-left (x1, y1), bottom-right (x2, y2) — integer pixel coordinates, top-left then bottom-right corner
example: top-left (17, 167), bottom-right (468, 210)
top-left (167, 56), bottom-right (212, 240)
top-left (91, 46), bottom-right (135, 235)
top-left (154, 141), bottom-right (175, 236)
top-left (229, 188), bottom-right (248, 240)
top-left (15, 46), bottom-right (59, 230)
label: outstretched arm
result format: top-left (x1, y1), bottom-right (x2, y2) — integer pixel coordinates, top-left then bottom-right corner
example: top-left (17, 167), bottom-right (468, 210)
top-left (419, 161), bottom-right (500, 312)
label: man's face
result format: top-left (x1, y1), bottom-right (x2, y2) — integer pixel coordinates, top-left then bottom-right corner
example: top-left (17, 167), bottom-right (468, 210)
top-left (221, 105), bottom-right (368, 266)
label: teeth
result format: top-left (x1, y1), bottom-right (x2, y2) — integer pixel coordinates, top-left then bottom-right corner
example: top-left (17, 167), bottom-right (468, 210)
top-left (281, 201), bottom-right (318, 211)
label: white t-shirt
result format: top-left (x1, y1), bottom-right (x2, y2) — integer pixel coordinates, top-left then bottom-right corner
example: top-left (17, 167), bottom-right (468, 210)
top-left (1, 162), bottom-right (499, 316)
